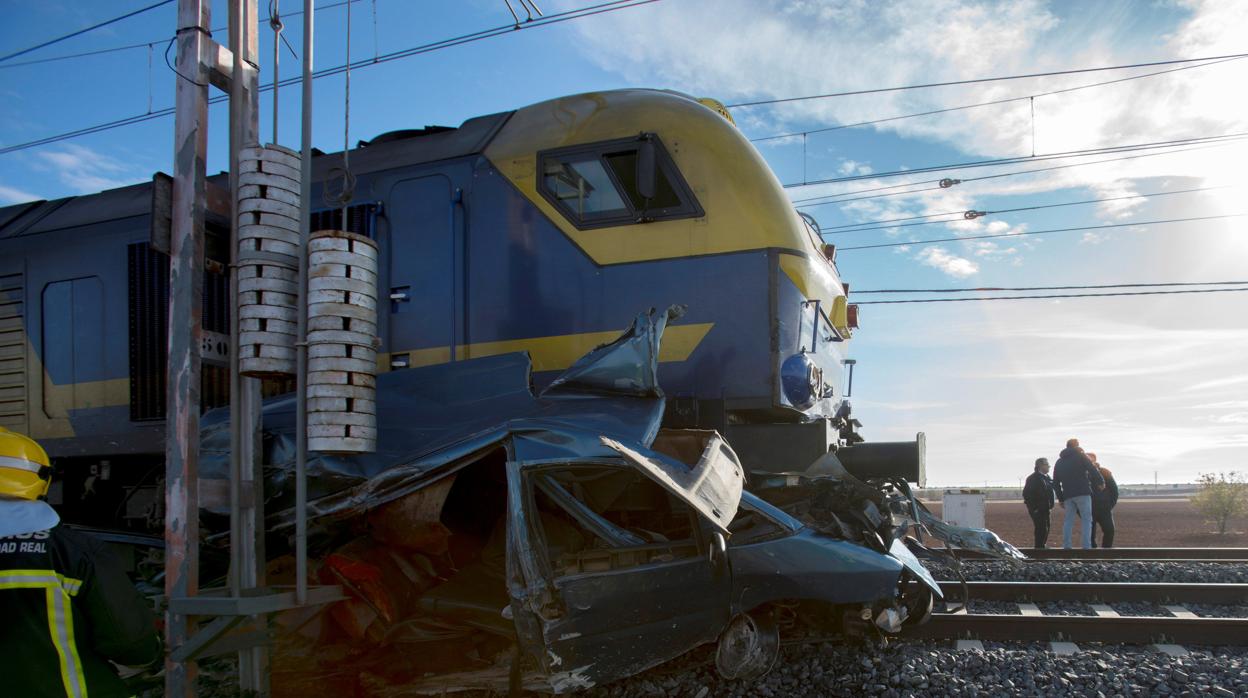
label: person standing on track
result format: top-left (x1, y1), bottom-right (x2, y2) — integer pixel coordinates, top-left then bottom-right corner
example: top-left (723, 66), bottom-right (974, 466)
top-left (1052, 437), bottom-right (1105, 549)
top-left (1089, 453), bottom-right (1119, 548)
top-left (0, 427), bottom-right (162, 697)
top-left (1023, 457), bottom-right (1056, 548)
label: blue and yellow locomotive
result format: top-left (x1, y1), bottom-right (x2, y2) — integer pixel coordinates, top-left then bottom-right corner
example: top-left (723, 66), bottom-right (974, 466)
top-left (0, 89), bottom-right (904, 526)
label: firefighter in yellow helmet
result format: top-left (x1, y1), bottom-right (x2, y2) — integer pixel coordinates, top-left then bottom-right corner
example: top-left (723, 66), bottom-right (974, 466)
top-left (0, 428), bottom-right (162, 697)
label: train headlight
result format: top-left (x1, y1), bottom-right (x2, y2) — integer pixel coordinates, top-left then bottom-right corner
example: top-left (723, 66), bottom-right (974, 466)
top-left (781, 353), bottom-right (823, 410)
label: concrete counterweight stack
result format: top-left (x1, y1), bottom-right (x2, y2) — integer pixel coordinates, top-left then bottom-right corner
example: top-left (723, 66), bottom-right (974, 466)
top-left (237, 144), bottom-right (302, 377)
top-left (306, 230), bottom-right (379, 453)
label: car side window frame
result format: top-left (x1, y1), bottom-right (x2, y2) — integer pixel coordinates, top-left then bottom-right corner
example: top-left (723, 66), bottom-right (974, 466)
top-left (520, 460), bottom-right (709, 581)
top-left (725, 498), bottom-right (794, 546)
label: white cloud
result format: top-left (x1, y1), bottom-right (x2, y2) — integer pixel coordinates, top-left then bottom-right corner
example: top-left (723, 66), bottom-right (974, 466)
top-left (1184, 374), bottom-right (1248, 392)
top-left (837, 159), bottom-right (873, 176)
top-left (917, 246), bottom-right (978, 277)
top-left (853, 400), bottom-right (952, 411)
top-left (1187, 401), bottom-right (1248, 410)
top-left (1197, 412), bottom-right (1248, 425)
top-left (569, 0), bottom-right (1248, 276)
top-left (560, 0), bottom-right (1248, 485)
top-left (756, 134), bottom-right (803, 148)
top-left (969, 240), bottom-right (1020, 259)
top-left (0, 183), bottom-right (42, 204)
top-left (33, 143), bottom-right (141, 194)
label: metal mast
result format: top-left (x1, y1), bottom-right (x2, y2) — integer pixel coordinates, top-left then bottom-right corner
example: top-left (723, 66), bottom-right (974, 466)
top-left (164, 1), bottom-right (211, 693)
top-left (166, 0), bottom-right (338, 694)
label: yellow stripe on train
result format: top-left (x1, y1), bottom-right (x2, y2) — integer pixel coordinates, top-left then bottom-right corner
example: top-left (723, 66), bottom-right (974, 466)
top-left (384, 322), bottom-right (715, 372)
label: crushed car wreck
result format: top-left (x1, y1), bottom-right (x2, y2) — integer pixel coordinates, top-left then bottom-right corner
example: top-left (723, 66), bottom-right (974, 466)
top-left (197, 306), bottom-right (1021, 694)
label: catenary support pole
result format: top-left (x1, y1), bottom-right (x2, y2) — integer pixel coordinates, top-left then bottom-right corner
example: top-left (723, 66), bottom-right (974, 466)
top-left (166, 0), bottom-right (210, 695)
top-left (228, 0), bottom-right (266, 691)
top-left (296, 0), bottom-right (313, 605)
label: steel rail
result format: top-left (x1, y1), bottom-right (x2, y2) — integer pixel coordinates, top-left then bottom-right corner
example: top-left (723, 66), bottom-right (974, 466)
top-left (936, 581), bottom-right (1248, 605)
top-left (908, 613), bottom-right (1248, 645)
top-left (951, 548), bottom-right (1248, 561)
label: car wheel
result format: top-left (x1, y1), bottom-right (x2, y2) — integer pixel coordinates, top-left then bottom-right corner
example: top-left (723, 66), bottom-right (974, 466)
top-left (715, 609), bottom-right (780, 680)
top-left (903, 584), bottom-right (935, 626)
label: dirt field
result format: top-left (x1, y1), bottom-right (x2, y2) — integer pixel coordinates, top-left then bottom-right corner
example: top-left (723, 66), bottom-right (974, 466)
top-left (921, 497), bottom-right (1248, 548)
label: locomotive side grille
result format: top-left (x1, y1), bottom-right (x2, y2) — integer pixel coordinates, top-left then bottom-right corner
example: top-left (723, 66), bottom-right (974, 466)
top-left (128, 243), bottom-right (231, 420)
top-left (128, 243), bottom-right (169, 421)
top-left (310, 203), bottom-right (378, 238)
top-left (0, 272), bottom-right (28, 431)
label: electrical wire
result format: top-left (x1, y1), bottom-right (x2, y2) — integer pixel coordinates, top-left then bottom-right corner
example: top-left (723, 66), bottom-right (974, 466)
top-left (0, 0), bottom-right (361, 69)
top-left (792, 140), bottom-right (1241, 209)
top-left (726, 52), bottom-right (1248, 108)
top-left (854, 287), bottom-right (1248, 304)
top-left (0, 0), bottom-right (175, 64)
top-left (785, 132), bottom-right (1248, 189)
top-left (324, 0), bottom-right (357, 210)
top-left (750, 56), bottom-right (1246, 144)
top-left (0, 0), bottom-right (660, 156)
top-left (838, 213), bottom-right (1246, 251)
top-left (854, 280), bottom-right (1248, 294)
top-left (819, 185), bottom-right (1226, 235)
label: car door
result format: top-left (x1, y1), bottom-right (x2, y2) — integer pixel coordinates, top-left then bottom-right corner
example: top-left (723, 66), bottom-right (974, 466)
top-left (506, 435), bottom-right (744, 692)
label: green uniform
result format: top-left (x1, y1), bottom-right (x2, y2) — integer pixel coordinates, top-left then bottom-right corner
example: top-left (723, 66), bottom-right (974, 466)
top-left (0, 523), bottom-right (161, 697)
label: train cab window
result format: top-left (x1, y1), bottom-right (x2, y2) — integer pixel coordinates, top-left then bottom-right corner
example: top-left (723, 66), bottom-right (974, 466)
top-left (543, 156), bottom-right (628, 216)
top-left (538, 134), bottom-right (703, 230)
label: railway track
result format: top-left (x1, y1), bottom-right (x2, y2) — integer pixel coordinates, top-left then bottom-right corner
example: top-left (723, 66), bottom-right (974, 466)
top-left (953, 547), bottom-right (1248, 562)
top-left (910, 612), bottom-right (1248, 648)
top-left (938, 580), bottom-right (1248, 604)
top-left (905, 579), bottom-right (1248, 649)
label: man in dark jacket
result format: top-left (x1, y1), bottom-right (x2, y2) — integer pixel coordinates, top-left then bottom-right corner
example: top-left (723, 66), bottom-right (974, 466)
top-left (1022, 457), bottom-right (1056, 548)
top-left (1052, 438), bottom-right (1105, 549)
top-left (0, 428), bottom-right (162, 697)
top-left (1089, 453), bottom-right (1119, 548)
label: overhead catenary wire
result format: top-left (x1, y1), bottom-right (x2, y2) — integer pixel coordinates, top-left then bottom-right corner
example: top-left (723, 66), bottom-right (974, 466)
top-left (838, 213), bottom-right (1246, 251)
top-left (0, 0), bottom-right (361, 69)
top-left (750, 56), bottom-right (1246, 144)
top-left (854, 287), bottom-right (1248, 304)
top-left (325, 0), bottom-right (356, 211)
top-left (0, 0), bottom-right (175, 64)
top-left (784, 131), bottom-right (1248, 189)
top-left (854, 280), bottom-right (1248, 294)
top-left (791, 140), bottom-right (1242, 209)
top-left (818, 185), bottom-right (1227, 235)
top-left (270, 0), bottom-right (284, 142)
top-left (0, 0), bottom-right (660, 156)
top-left (726, 52), bottom-right (1248, 108)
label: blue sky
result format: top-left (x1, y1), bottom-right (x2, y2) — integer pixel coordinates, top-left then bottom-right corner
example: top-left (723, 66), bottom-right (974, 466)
top-left (1, 0), bottom-right (1245, 486)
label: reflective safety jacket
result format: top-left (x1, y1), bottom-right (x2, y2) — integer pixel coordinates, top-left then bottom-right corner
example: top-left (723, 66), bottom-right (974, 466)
top-left (0, 523), bottom-right (162, 697)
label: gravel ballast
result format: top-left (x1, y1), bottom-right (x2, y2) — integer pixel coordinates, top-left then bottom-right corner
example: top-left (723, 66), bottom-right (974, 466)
top-left (587, 641), bottom-right (1248, 697)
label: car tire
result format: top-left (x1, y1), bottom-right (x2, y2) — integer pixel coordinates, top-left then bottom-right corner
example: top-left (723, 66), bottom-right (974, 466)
top-left (715, 609), bottom-right (780, 680)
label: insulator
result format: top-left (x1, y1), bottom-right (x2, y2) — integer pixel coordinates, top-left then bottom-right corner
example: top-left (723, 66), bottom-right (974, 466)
top-left (306, 230), bottom-right (379, 454)
top-left (238, 143), bottom-right (302, 377)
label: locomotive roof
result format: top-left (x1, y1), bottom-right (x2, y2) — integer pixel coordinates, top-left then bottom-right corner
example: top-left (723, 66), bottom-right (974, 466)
top-left (0, 110), bottom-right (512, 240)
top-left (0, 179), bottom-right (159, 240)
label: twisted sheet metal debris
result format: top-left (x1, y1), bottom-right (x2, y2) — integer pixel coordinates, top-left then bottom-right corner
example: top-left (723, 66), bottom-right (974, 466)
top-left (188, 305), bottom-right (1018, 693)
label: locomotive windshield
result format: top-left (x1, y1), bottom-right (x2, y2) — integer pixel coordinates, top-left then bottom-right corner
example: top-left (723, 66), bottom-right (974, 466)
top-left (537, 134), bottom-right (702, 229)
